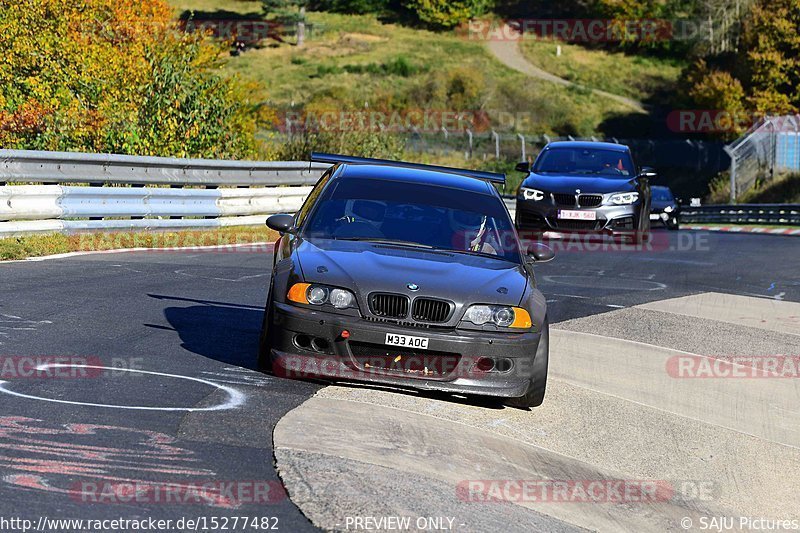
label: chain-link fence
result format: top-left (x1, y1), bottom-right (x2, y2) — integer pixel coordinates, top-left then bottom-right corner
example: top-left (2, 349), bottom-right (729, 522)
top-left (725, 115), bottom-right (800, 203)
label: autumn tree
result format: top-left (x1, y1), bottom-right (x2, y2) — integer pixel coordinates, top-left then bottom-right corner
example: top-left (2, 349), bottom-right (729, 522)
top-left (0, 0), bottom-right (258, 158)
top-left (739, 0), bottom-right (800, 114)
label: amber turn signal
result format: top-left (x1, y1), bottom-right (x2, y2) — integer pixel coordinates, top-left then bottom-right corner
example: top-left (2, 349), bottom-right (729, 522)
top-left (287, 283), bottom-right (311, 304)
top-left (510, 308), bottom-right (532, 329)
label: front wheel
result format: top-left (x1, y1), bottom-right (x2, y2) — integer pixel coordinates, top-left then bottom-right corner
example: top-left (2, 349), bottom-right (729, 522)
top-left (506, 317), bottom-right (549, 409)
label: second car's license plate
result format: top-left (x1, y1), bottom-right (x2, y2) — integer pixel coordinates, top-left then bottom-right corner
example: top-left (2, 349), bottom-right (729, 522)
top-left (385, 333), bottom-right (429, 349)
top-left (559, 210), bottom-right (597, 220)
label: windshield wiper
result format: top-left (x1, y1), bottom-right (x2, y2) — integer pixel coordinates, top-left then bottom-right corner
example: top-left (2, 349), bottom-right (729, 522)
top-left (332, 237), bottom-right (434, 249)
top-left (448, 248), bottom-right (516, 262)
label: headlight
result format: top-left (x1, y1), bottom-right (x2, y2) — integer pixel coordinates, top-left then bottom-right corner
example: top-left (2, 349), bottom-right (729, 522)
top-left (609, 192), bottom-right (639, 205)
top-left (462, 305), bottom-right (532, 329)
top-left (663, 205), bottom-right (674, 213)
top-left (520, 187), bottom-right (546, 201)
top-left (287, 283), bottom-right (357, 309)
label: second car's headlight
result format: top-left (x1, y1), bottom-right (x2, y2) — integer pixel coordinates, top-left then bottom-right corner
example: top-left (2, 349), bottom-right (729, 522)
top-left (287, 283), bottom-right (357, 309)
top-left (520, 187), bottom-right (546, 201)
top-left (462, 305), bottom-right (532, 329)
top-left (609, 192), bottom-right (639, 205)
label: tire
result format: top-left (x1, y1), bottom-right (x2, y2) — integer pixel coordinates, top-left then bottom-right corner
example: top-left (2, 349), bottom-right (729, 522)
top-left (506, 317), bottom-right (549, 409)
top-left (666, 217), bottom-right (680, 231)
top-left (257, 282), bottom-right (275, 373)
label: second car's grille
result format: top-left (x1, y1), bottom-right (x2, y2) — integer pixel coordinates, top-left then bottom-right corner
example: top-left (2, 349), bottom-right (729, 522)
top-left (578, 194), bottom-right (603, 207)
top-left (412, 298), bottom-right (452, 323)
top-left (552, 193), bottom-right (576, 206)
top-left (369, 293), bottom-right (409, 319)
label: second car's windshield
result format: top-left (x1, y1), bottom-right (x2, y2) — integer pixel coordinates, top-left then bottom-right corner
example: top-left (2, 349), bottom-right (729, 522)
top-left (652, 188), bottom-right (674, 201)
top-left (303, 177), bottom-right (520, 263)
top-left (533, 147), bottom-right (634, 177)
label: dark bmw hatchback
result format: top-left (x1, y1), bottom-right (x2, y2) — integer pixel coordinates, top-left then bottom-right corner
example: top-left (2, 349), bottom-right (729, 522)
top-left (258, 153), bottom-right (554, 408)
top-left (515, 141), bottom-right (654, 242)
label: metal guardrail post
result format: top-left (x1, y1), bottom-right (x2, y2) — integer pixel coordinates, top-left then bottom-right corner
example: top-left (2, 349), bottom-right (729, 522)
top-left (518, 134), bottom-right (526, 162)
top-left (723, 145), bottom-right (736, 204)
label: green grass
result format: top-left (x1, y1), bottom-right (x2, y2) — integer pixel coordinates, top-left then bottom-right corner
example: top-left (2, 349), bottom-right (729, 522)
top-left (742, 173), bottom-right (800, 204)
top-left (166, 3), bottom-right (633, 138)
top-left (708, 172), bottom-right (800, 204)
top-left (0, 226), bottom-right (277, 261)
top-left (519, 39), bottom-right (685, 102)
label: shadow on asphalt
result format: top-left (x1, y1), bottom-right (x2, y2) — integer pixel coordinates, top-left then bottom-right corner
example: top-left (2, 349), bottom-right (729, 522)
top-left (147, 294), bottom-right (264, 370)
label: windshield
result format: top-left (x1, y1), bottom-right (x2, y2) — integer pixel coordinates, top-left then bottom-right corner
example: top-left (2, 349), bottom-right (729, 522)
top-left (303, 177), bottom-right (521, 263)
top-left (652, 187), bottom-right (674, 202)
top-left (533, 147), bottom-right (634, 177)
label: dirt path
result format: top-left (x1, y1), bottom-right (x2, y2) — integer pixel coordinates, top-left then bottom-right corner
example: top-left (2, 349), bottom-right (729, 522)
top-left (486, 27), bottom-right (648, 114)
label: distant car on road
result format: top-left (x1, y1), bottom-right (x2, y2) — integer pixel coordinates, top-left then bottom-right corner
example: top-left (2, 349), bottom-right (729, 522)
top-left (259, 153), bottom-right (554, 408)
top-left (650, 185), bottom-right (680, 230)
top-left (514, 141), bottom-right (653, 243)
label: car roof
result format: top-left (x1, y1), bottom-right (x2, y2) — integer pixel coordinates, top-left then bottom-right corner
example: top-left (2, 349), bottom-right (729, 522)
top-left (544, 140), bottom-right (630, 152)
top-left (651, 185), bottom-right (672, 190)
top-left (335, 163), bottom-right (497, 195)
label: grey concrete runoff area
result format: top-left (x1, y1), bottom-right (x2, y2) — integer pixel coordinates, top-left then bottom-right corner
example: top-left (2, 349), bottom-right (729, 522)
top-left (0, 230), bottom-right (798, 532)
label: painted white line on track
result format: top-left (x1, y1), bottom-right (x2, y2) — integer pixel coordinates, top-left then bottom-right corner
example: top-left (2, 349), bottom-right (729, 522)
top-left (0, 364), bottom-right (245, 411)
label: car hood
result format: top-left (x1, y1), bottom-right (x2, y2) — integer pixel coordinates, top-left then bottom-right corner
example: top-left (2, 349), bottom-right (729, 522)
top-left (294, 238), bottom-right (528, 307)
top-left (523, 173), bottom-right (636, 194)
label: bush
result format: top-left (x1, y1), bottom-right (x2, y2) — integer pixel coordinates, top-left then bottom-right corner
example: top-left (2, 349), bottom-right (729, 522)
top-left (402, 0), bottom-right (494, 29)
top-left (0, 0), bottom-right (258, 158)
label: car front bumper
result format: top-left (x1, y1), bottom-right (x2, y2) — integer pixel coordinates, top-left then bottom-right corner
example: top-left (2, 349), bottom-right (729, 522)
top-left (269, 302), bottom-right (543, 398)
top-left (516, 199), bottom-right (640, 235)
top-left (649, 209), bottom-right (678, 225)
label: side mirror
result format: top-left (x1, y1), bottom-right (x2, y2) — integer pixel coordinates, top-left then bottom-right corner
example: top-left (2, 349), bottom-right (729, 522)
top-left (266, 213), bottom-right (296, 234)
top-left (527, 243), bottom-right (555, 263)
top-left (515, 162), bottom-right (530, 173)
top-left (640, 166), bottom-right (657, 178)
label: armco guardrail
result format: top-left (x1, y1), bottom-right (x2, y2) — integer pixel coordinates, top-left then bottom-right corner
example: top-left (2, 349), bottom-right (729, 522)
top-left (0, 150), bottom-right (328, 236)
top-left (0, 149), bottom-right (326, 186)
top-left (680, 204), bottom-right (800, 226)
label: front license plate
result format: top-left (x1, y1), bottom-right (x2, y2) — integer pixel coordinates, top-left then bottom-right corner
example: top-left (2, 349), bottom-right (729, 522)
top-left (385, 333), bottom-right (429, 350)
top-left (559, 210), bottom-right (596, 221)
top-left (649, 213), bottom-right (661, 220)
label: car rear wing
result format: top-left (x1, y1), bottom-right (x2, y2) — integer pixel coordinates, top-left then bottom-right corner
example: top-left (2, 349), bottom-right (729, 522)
top-left (310, 152), bottom-right (506, 185)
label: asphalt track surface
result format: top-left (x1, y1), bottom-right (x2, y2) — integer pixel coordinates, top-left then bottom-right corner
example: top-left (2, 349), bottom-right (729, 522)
top-left (0, 229), bottom-right (798, 532)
